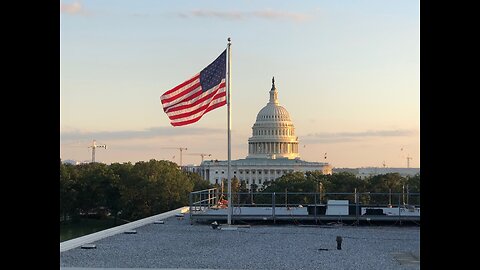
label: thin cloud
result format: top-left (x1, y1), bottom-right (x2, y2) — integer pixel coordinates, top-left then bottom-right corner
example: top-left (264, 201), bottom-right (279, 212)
top-left (179, 9), bottom-right (312, 22)
top-left (60, 126), bottom-right (224, 142)
top-left (253, 9), bottom-right (311, 22)
top-left (60, 1), bottom-right (88, 16)
top-left (131, 13), bottom-right (150, 18)
top-left (301, 129), bottom-right (417, 144)
top-left (190, 10), bottom-right (246, 20)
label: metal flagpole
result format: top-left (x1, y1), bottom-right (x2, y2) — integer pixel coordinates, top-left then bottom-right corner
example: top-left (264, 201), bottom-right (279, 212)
top-left (227, 37), bottom-right (232, 225)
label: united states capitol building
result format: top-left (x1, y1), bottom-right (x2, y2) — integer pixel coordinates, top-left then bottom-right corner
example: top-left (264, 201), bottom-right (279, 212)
top-left (188, 78), bottom-right (332, 189)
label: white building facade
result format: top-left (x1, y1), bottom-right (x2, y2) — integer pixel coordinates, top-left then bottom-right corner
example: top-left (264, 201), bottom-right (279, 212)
top-left (193, 77), bottom-right (332, 189)
top-left (333, 167), bottom-right (420, 179)
top-left (356, 167), bottom-right (420, 179)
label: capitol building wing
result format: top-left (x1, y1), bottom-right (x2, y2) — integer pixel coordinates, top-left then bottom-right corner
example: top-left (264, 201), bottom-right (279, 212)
top-left (192, 77), bottom-right (332, 189)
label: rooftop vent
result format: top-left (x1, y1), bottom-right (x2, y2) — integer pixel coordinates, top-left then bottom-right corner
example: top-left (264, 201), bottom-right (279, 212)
top-left (220, 226), bottom-right (238, 231)
top-left (81, 244), bottom-right (96, 249)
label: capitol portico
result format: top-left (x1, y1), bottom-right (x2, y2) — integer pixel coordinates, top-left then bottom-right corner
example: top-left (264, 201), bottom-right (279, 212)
top-left (192, 77), bottom-right (332, 189)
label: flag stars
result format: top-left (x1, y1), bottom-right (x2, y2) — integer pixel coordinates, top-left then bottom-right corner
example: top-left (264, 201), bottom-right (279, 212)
top-left (200, 50), bottom-right (226, 92)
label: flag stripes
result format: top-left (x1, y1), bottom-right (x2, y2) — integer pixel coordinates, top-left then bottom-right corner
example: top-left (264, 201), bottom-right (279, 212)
top-left (160, 50), bottom-right (227, 126)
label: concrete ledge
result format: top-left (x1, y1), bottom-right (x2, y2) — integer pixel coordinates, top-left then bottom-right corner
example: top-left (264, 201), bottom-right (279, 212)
top-left (60, 206), bottom-right (189, 252)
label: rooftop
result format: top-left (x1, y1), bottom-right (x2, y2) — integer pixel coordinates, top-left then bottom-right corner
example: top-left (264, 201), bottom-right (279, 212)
top-left (60, 212), bottom-right (420, 270)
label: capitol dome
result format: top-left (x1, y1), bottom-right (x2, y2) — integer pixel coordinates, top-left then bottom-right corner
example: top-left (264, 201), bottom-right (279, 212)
top-left (247, 77), bottom-right (299, 159)
top-left (256, 103), bottom-right (291, 122)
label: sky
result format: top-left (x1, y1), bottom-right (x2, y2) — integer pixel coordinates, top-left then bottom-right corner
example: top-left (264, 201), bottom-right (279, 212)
top-left (60, 0), bottom-right (420, 168)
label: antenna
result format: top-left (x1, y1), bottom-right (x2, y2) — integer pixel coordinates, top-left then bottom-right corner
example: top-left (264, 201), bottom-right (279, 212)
top-left (88, 139), bottom-right (107, 163)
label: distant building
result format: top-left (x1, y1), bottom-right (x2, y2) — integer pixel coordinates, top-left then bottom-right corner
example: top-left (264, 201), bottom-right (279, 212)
top-left (333, 167), bottom-right (420, 179)
top-left (188, 78), bottom-right (332, 189)
top-left (62, 159), bottom-right (90, 165)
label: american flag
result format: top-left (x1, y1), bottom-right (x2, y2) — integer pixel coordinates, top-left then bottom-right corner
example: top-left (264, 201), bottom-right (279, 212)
top-left (161, 50), bottom-right (227, 126)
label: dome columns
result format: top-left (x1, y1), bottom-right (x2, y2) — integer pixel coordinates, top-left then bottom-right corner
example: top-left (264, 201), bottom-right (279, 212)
top-left (248, 141), bottom-right (299, 156)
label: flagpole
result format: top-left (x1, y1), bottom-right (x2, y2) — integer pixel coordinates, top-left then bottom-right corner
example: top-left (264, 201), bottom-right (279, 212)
top-left (227, 37), bottom-right (232, 225)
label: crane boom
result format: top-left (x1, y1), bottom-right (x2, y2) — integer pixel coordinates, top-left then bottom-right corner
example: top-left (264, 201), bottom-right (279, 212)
top-left (185, 153), bottom-right (212, 163)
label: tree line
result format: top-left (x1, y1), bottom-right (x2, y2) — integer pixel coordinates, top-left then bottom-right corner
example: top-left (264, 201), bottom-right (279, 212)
top-left (61, 159), bottom-right (420, 223)
top-left (60, 159), bottom-right (211, 223)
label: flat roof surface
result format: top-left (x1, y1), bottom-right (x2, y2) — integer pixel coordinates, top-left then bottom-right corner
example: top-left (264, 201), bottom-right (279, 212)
top-left (60, 214), bottom-right (420, 269)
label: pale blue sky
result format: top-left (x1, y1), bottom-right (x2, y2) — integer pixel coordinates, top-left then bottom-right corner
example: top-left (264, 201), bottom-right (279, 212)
top-left (60, 0), bottom-right (420, 168)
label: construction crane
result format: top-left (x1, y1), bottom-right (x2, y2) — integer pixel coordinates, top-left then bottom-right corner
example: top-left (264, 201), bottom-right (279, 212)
top-left (406, 155), bottom-right (412, 168)
top-left (160, 147), bottom-right (188, 166)
top-left (186, 153), bottom-right (212, 163)
top-left (401, 146), bottom-right (412, 168)
top-left (88, 140), bottom-right (107, 163)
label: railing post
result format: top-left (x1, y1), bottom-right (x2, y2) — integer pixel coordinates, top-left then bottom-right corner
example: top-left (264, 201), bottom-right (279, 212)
top-left (189, 192), bottom-right (193, 224)
top-left (231, 191), bottom-right (235, 225)
top-left (355, 192), bottom-right (359, 225)
top-left (272, 192), bottom-right (276, 224)
top-left (314, 193), bottom-right (317, 224)
top-left (398, 193), bottom-right (402, 225)
top-left (208, 189), bottom-right (211, 209)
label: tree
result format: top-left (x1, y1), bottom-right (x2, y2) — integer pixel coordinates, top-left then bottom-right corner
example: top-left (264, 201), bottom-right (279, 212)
top-left (406, 173), bottom-right (420, 192)
top-left (116, 163), bottom-right (150, 221)
top-left (119, 159), bottom-right (194, 220)
top-left (184, 171), bottom-right (212, 191)
top-left (60, 162), bottom-right (79, 221)
top-left (365, 173), bottom-right (407, 205)
top-left (109, 162), bottom-right (135, 222)
top-left (259, 172), bottom-right (316, 205)
top-left (405, 173), bottom-right (420, 205)
top-left (110, 162), bottom-right (133, 181)
top-left (74, 162), bottom-right (119, 218)
top-left (322, 172), bottom-right (366, 203)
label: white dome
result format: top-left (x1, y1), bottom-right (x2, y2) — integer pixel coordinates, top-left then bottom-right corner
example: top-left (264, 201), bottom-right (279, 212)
top-left (256, 104), bottom-right (291, 122)
top-left (247, 77), bottom-right (299, 160)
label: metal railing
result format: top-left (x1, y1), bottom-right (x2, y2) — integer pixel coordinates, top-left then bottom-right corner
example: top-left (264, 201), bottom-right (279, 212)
top-left (189, 188), bottom-right (218, 214)
top-left (189, 189), bottom-right (420, 224)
